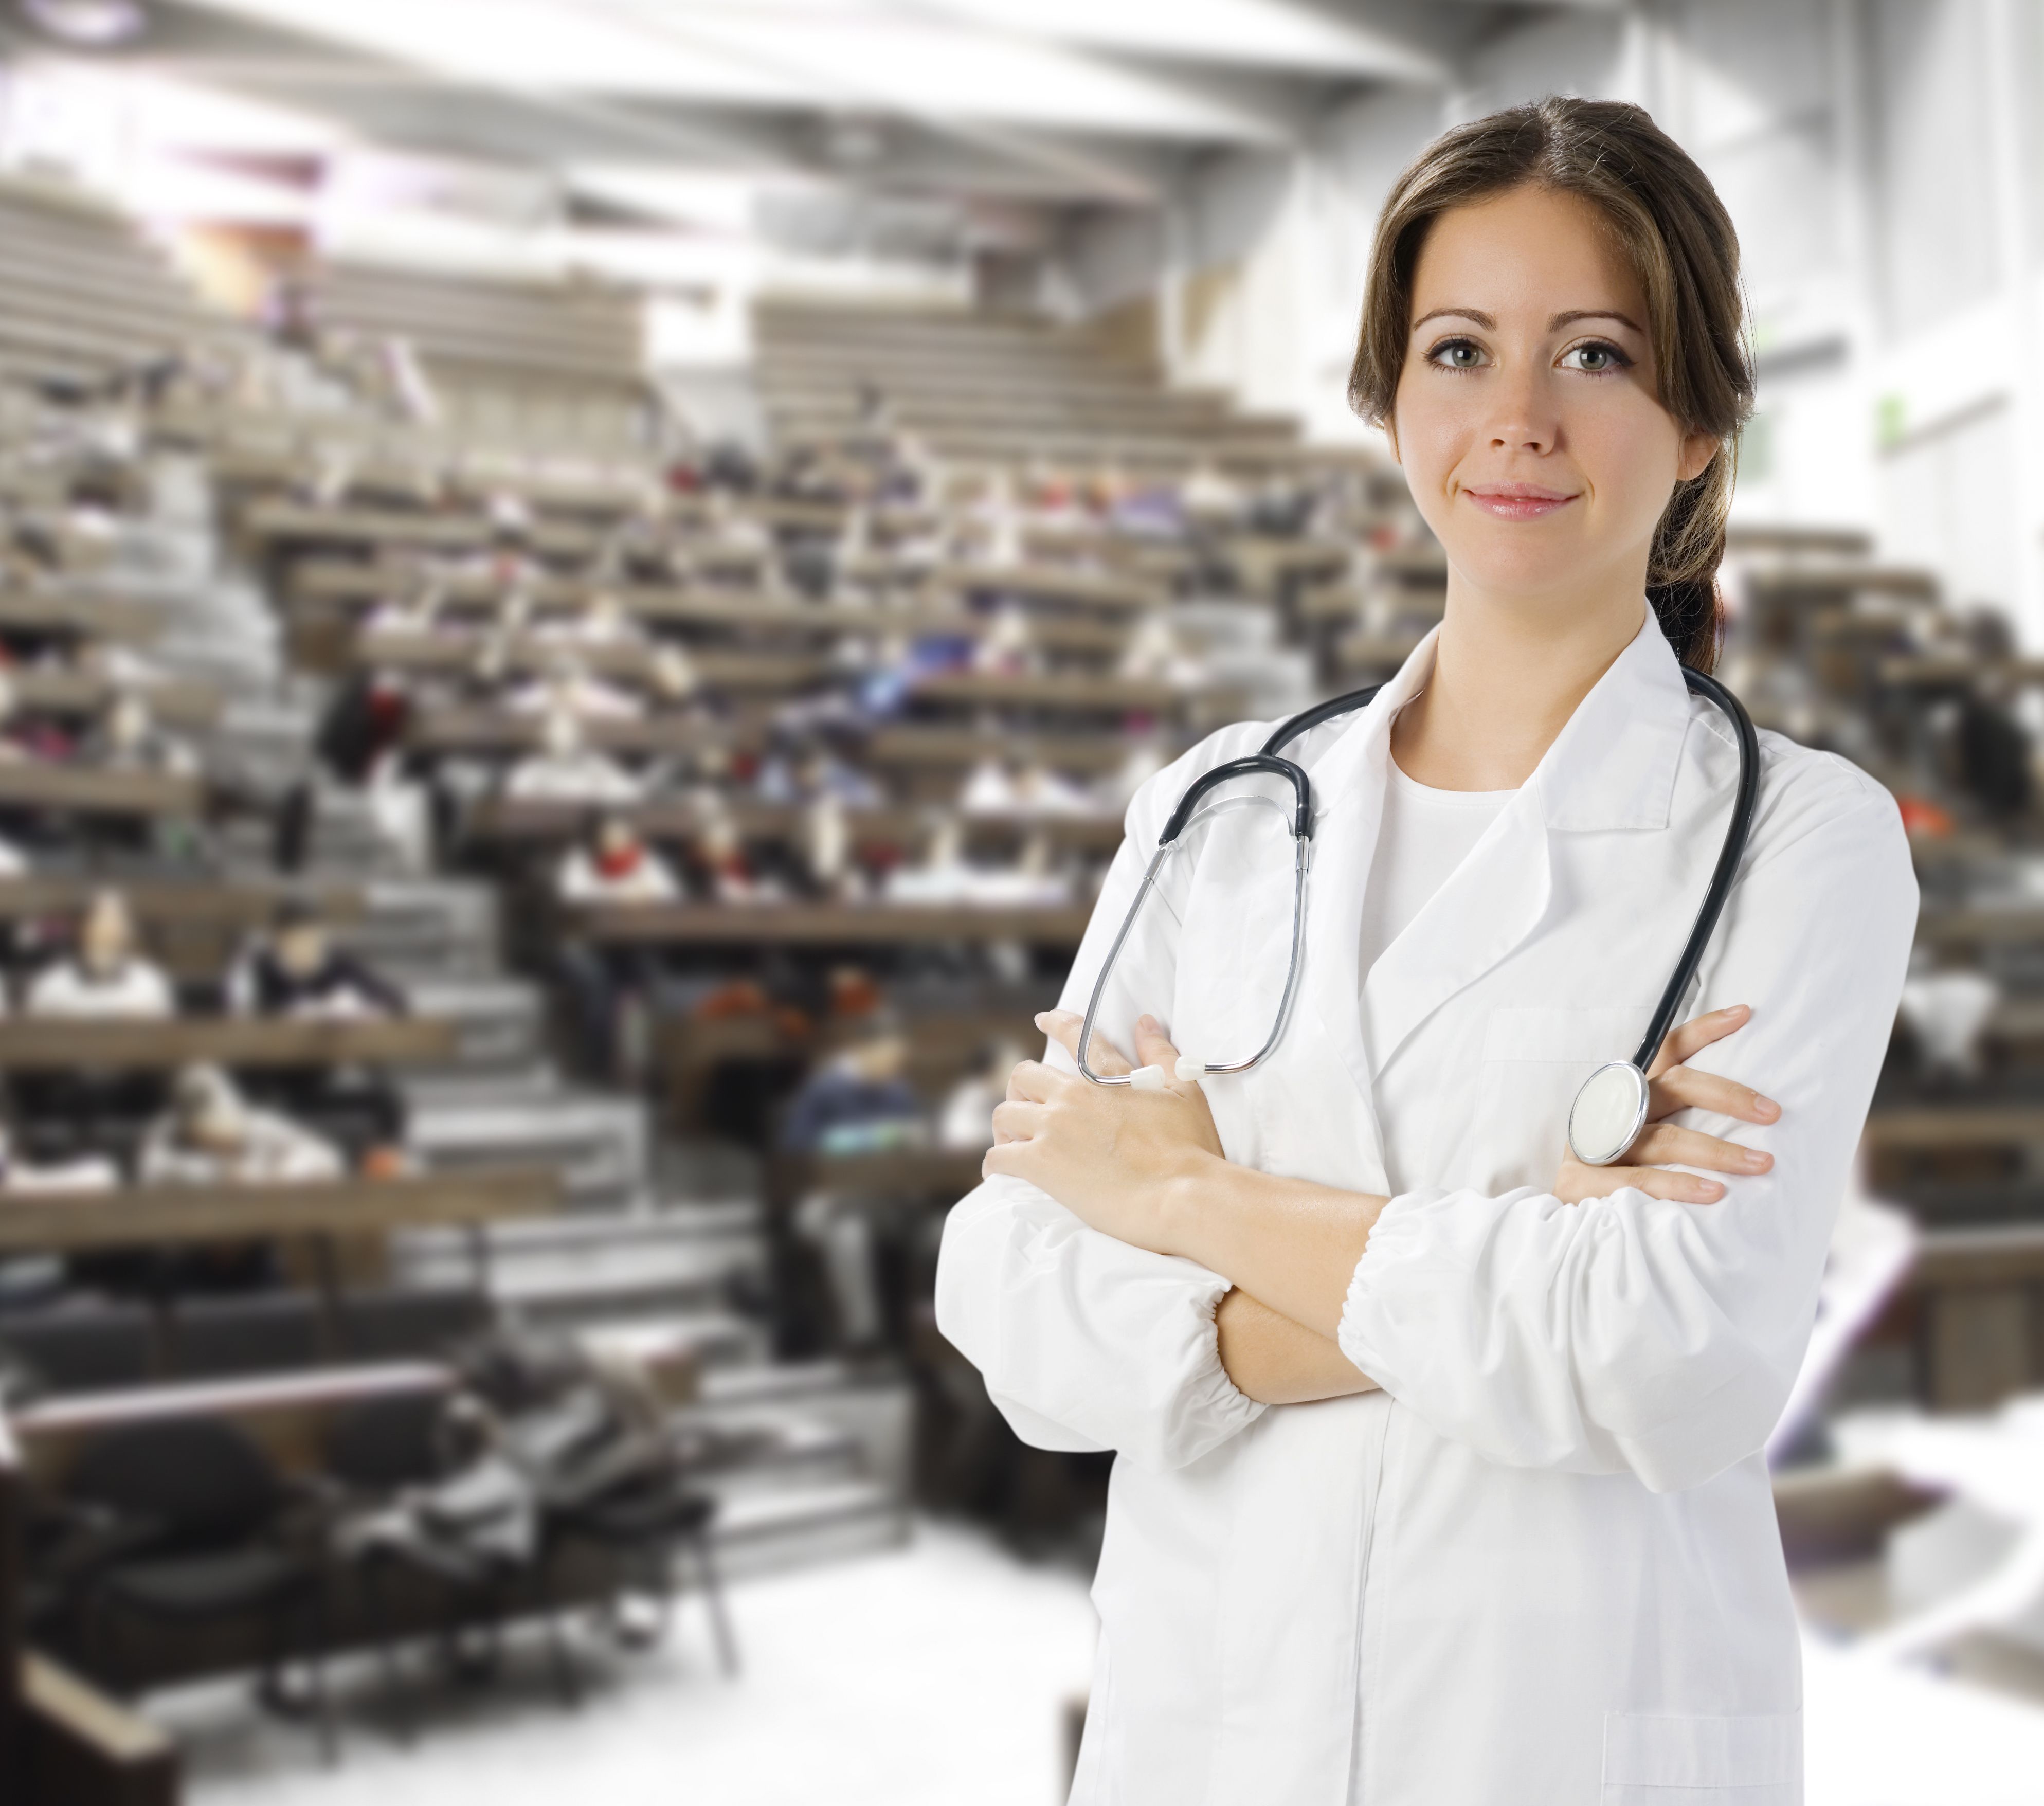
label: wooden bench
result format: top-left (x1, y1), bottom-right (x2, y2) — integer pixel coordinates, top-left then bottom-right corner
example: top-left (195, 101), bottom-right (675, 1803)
top-left (0, 1168), bottom-right (557, 1256)
top-left (931, 562), bottom-right (1162, 615)
top-left (0, 765), bottom-right (199, 819)
top-left (407, 707), bottom-right (736, 759)
top-left (0, 1016), bottom-right (456, 1071)
top-left (572, 900), bottom-right (1093, 950)
top-left (0, 879), bottom-right (364, 981)
top-left (469, 795), bottom-right (1126, 857)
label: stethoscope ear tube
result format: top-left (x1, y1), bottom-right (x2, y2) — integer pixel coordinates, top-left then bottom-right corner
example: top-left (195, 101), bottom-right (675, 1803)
top-left (1624, 669), bottom-right (1762, 1075)
top-left (1566, 669), bottom-right (1760, 1167)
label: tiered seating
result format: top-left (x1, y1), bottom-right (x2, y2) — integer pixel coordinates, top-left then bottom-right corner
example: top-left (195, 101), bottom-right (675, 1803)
top-left (0, 175), bottom-right (238, 393)
top-left (307, 261), bottom-right (650, 451)
top-left (754, 299), bottom-right (1306, 469)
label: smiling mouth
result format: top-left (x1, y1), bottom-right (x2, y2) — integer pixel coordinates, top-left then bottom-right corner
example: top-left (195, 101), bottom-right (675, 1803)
top-left (1462, 485), bottom-right (1578, 521)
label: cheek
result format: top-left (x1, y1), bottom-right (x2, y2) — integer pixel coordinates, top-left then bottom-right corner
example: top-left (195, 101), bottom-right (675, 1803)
top-left (1570, 395), bottom-right (1683, 534)
top-left (1389, 384), bottom-right (1476, 510)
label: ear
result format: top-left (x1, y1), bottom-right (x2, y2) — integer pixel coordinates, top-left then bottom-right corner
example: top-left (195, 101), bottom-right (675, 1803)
top-left (1675, 429), bottom-right (1718, 485)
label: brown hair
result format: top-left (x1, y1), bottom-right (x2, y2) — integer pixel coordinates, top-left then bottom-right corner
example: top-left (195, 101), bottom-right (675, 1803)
top-left (1347, 97), bottom-right (1753, 671)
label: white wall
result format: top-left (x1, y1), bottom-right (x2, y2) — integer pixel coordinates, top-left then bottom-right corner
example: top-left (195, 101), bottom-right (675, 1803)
top-left (1053, 0), bottom-right (2044, 642)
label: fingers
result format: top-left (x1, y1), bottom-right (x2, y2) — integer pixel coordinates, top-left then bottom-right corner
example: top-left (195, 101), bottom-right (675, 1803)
top-left (1037, 1008), bottom-right (1130, 1077)
top-left (1650, 1063), bottom-right (1780, 1127)
top-left (1626, 1122), bottom-right (1772, 1176)
top-left (982, 1140), bottom-right (1034, 1182)
top-left (990, 1099), bottom-right (1044, 1146)
top-left (1647, 1004), bottom-right (1752, 1079)
top-left (1597, 1163), bottom-right (1726, 1205)
top-left (1131, 1012), bottom-right (1180, 1070)
top-left (1005, 1060), bottom-right (1073, 1105)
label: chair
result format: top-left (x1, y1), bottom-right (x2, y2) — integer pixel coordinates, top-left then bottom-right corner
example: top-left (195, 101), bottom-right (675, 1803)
top-left (0, 1305), bottom-right (155, 1395)
top-left (338, 1288), bottom-right (490, 1364)
top-left (168, 1292), bottom-right (322, 1382)
top-left (547, 1469), bottom-right (738, 1676)
top-left (60, 1417), bottom-right (338, 1764)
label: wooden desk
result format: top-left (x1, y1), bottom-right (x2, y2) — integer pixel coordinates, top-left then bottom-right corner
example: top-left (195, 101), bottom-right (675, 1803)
top-left (1862, 1103), bottom-right (2044, 1152)
top-left (909, 671), bottom-right (1197, 716)
top-left (471, 795), bottom-right (1126, 857)
top-left (1905, 1222), bottom-right (2044, 1411)
top-left (0, 592), bottom-right (154, 644)
top-left (241, 498), bottom-right (600, 563)
top-left (1915, 906), bottom-right (2044, 951)
top-left (933, 562), bottom-right (1161, 614)
top-left (356, 633), bottom-right (830, 695)
top-left (1745, 562), bottom-right (1942, 602)
top-left (292, 560), bottom-right (1132, 658)
top-left (407, 707), bottom-right (737, 758)
top-left (769, 1146), bottom-right (989, 1210)
top-left (11, 670), bottom-right (220, 729)
top-left (0, 877), bottom-right (362, 928)
top-left (0, 1168), bottom-right (557, 1253)
top-left (0, 1016), bottom-right (455, 1071)
top-left (575, 900), bottom-right (1093, 949)
top-left (0, 763), bottom-right (199, 818)
top-left (866, 725), bottom-right (1154, 778)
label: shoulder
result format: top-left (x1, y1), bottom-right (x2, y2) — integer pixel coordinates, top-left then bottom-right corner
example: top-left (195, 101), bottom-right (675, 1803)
top-left (1703, 711), bottom-right (1914, 909)
top-left (1122, 716), bottom-right (1283, 843)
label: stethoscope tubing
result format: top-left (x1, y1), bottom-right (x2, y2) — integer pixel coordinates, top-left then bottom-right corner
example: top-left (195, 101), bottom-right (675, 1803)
top-left (1073, 660), bottom-right (1760, 1098)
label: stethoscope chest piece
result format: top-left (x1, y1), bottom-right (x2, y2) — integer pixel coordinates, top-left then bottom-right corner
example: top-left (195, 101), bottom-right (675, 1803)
top-left (1568, 1059), bottom-right (1651, 1167)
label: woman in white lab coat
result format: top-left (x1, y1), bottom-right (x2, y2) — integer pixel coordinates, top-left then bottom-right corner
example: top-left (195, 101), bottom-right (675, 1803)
top-left (936, 98), bottom-right (1917, 1805)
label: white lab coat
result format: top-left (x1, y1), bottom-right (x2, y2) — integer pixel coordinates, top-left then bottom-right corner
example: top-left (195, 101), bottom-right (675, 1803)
top-left (936, 618), bottom-right (1917, 1806)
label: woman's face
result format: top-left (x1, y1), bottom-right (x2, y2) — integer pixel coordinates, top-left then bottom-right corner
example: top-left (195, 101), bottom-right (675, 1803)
top-left (1389, 184), bottom-right (1717, 608)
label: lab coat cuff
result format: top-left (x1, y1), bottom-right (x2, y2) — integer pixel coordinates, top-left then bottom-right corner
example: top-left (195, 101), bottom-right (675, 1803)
top-left (1335, 1187), bottom-right (1445, 1386)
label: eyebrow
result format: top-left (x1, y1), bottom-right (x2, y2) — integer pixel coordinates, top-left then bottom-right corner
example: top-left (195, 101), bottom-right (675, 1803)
top-left (1412, 307), bottom-right (1645, 334)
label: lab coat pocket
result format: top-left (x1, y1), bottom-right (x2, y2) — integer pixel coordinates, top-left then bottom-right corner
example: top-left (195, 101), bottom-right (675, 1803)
top-left (1472, 1006), bottom-right (1656, 1188)
top-left (1601, 1710), bottom-right (1801, 1804)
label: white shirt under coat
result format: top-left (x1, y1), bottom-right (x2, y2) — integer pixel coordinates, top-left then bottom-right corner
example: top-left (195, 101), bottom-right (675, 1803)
top-left (935, 617), bottom-right (1918, 1806)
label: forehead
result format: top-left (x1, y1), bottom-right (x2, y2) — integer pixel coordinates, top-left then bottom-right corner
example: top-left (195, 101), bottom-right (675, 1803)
top-left (1409, 186), bottom-right (1646, 324)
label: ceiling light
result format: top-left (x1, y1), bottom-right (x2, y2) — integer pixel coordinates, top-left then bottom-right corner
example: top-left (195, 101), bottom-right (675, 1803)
top-left (19, 0), bottom-right (148, 45)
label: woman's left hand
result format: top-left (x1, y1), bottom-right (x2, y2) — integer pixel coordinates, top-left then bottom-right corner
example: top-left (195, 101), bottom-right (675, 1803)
top-left (982, 1009), bottom-right (1222, 1255)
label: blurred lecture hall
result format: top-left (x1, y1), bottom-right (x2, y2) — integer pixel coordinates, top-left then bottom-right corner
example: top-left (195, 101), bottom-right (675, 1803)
top-left (1, 3), bottom-right (2043, 1804)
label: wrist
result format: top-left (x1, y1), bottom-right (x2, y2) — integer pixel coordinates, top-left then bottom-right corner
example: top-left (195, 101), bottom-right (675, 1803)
top-left (1152, 1151), bottom-right (1228, 1263)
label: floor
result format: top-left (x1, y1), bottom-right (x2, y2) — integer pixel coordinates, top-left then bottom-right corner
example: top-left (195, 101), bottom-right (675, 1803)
top-left (163, 1528), bottom-right (2044, 1806)
top-left (171, 1522), bottom-right (1099, 1806)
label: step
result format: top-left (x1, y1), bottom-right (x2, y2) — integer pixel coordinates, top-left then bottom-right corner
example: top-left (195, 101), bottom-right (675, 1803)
top-left (406, 1090), bottom-right (650, 1207)
top-left (705, 1475), bottom-right (910, 1581)
top-left (405, 975), bottom-right (545, 1069)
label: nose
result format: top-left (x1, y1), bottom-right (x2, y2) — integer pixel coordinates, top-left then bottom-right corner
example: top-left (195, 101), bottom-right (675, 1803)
top-left (1486, 359), bottom-right (1558, 457)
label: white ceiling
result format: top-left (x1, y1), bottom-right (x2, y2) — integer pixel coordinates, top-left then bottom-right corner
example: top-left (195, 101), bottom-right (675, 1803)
top-left (0, 1), bottom-right (1582, 232)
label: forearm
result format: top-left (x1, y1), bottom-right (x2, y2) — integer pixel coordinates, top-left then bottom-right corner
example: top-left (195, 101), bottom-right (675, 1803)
top-left (1162, 1154), bottom-right (1389, 1342)
top-left (1216, 1287), bottom-right (1378, 1405)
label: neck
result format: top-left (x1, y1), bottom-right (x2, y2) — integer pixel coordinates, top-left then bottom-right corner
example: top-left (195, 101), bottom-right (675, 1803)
top-left (1392, 568), bottom-right (1649, 792)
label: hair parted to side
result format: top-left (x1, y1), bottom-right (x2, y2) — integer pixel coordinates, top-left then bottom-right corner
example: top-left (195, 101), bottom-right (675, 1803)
top-left (1347, 96), bottom-right (1754, 671)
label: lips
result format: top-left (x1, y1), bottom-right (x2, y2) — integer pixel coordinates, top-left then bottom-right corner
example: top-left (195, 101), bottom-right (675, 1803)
top-left (1462, 483), bottom-right (1578, 521)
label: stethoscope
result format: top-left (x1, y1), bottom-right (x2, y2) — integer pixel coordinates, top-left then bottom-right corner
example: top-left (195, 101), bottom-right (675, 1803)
top-left (1077, 664), bottom-right (1760, 1168)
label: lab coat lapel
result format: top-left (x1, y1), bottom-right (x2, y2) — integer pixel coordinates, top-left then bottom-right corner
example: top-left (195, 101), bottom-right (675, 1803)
top-left (1293, 637), bottom-right (1433, 1142)
top-left (1360, 788), bottom-right (1552, 1077)
top-left (1360, 614), bottom-right (1691, 1077)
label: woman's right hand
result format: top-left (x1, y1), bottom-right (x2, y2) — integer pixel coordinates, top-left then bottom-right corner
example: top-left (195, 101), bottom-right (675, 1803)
top-left (1553, 1003), bottom-right (1779, 1205)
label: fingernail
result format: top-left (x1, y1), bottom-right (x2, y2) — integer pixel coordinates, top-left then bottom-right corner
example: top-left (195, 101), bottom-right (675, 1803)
top-left (1720, 1005), bottom-right (1748, 1018)
top-left (1696, 1180), bottom-right (1725, 1201)
top-left (1033, 1013), bottom-right (1048, 1028)
top-left (1137, 1013), bottom-right (1159, 1029)
top-left (1740, 1149), bottom-right (1771, 1171)
top-left (1755, 1097), bottom-right (1780, 1120)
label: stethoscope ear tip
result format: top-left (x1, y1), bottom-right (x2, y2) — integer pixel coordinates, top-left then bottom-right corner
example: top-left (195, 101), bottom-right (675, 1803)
top-left (1129, 1064), bottom-right (1168, 1091)
top-left (1173, 1054), bottom-right (1205, 1083)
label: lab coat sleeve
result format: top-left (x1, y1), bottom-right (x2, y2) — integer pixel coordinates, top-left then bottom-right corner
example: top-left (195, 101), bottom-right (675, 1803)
top-left (1337, 782), bottom-right (1916, 1493)
top-left (935, 737), bottom-right (1270, 1472)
